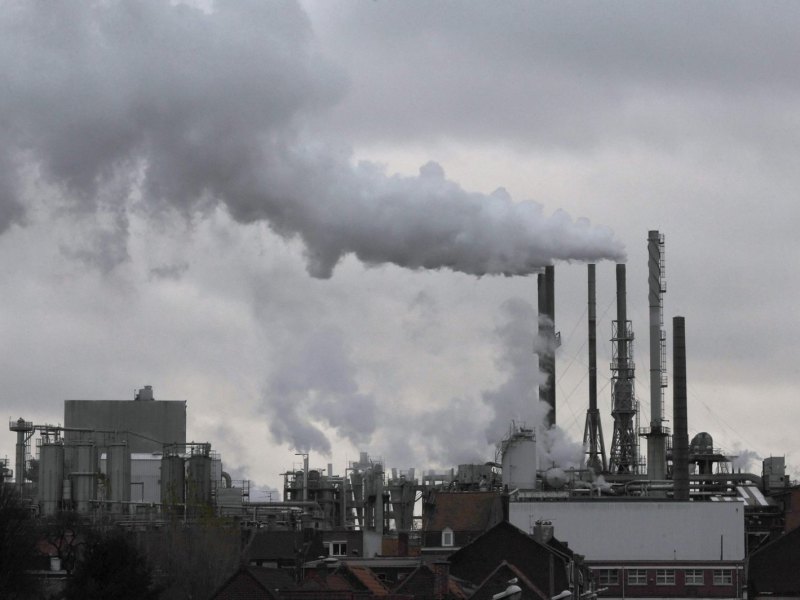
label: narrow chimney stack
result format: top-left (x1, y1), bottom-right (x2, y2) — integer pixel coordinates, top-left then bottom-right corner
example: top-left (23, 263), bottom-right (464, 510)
top-left (672, 316), bottom-right (690, 500)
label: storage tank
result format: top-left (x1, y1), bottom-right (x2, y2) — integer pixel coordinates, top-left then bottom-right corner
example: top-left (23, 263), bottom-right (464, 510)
top-left (501, 427), bottom-right (538, 490)
top-left (544, 467), bottom-right (567, 490)
top-left (106, 443), bottom-right (131, 512)
top-left (62, 478), bottom-right (72, 505)
top-left (39, 443), bottom-right (64, 516)
top-left (160, 453), bottom-right (185, 506)
top-left (187, 453), bottom-right (212, 508)
top-left (71, 441), bottom-right (96, 513)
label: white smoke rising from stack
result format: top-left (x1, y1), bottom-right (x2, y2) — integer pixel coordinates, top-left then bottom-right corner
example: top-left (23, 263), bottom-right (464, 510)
top-left (0, 1), bottom-right (625, 277)
top-left (1, 1), bottom-right (626, 459)
top-left (482, 300), bottom-right (584, 470)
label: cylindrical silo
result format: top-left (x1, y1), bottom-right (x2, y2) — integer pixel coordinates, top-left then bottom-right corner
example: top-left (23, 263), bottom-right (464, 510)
top-left (501, 427), bottom-right (538, 490)
top-left (71, 441), bottom-right (96, 513)
top-left (107, 443), bottom-right (131, 512)
top-left (39, 443), bottom-right (64, 517)
top-left (160, 453), bottom-right (185, 506)
top-left (62, 479), bottom-right (72, 505)
top-left (187, 453), bottom-right (212, 509)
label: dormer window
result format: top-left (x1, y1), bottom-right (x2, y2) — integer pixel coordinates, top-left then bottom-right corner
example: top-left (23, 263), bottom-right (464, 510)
top-left (442, 527), bottom-right (454, 547)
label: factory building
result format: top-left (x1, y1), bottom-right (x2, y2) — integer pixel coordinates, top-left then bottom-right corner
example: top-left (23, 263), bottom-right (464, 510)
top-left (509, 501), bottom-right (744, 597)
top-left (8, 386), bottom-right (235, 519)
top-left (63, 385), bottom-right (186, 453)
top-left (6, 229), bottom-right (798, 599)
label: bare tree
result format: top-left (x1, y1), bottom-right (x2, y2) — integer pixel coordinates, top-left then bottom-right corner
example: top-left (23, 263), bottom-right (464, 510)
top-left (0, 484), bottom-right (39, 599)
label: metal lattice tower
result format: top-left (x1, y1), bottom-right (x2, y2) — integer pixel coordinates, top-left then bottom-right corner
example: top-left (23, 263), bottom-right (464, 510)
top-left (9, 418), bottom-right (34, 488)
top-left (608, 264), bottom-right (639, 474)
top-left (583, 264), bottom-right (607, 472)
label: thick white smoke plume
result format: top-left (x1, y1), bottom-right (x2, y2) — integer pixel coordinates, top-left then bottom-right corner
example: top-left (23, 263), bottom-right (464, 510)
top-left (482, 299), bottom-right (583, 469)
top-left (729, 445), bottom-right (762, 474)
top-left (1, 1), bottom-right (624, 461)
top-left (482, 299), bottom-right (548, 442)
top-left (0, 1), bottom-right (625, 279)
top-left (265, 328), bottom-right (376, 454)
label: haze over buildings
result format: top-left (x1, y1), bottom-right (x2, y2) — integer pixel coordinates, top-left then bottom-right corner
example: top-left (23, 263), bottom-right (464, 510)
top-left (1, 0), bottom-right (799, 493)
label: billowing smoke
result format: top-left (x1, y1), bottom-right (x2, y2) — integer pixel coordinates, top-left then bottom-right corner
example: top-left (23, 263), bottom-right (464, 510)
top-left (2, 1), bottom-right (625, 463)
top-left (0, 0), bottom-right (625, 279)
top-left (538, 426), bottom-right (584, 470)
top-left (265, 327), bottom-right (376, 455)
top-left (480, 299), bottom-right (582, 468)
top-left (482, 299), bottom-right (547, 442)
top-left (730, 446), bottom-right (762, 473)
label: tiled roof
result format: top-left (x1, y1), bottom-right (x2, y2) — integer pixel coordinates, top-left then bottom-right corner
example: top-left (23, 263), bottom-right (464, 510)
top-left (392, 563), bottom-right (468, 599)
top-left (211, 566), bottom-right (296, 600)
top-left (749, 525), bottom-right (800, 593)
top-left (470, 561), bottom-right (548, 600)
top-left (347, 565), bottom-right (389, 597)
top-left (300, 571), bottom-right (353, 592)
top-left (448, 575), bottom-right (469, 599)
top-left (245, 530), bottom-right (323, 562)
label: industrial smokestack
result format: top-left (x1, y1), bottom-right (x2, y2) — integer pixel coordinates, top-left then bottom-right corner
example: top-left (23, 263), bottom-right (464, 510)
top-left (646, 231), bottom-right (668, 481)
top-left (583, 264), bottom-right (607, 472)
top-left (538, 266), bottom-right (557, 428)
top-left (588, 265), bottom-right (598, 417)
top-left (609, 264), bottom-right (638, 474)
top-left (672, 316), bottom-right (690, 500)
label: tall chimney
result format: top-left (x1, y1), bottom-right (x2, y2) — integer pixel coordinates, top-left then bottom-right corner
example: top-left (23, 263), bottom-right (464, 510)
top-left (646, 231), bottom-right (668, 481)
top-left (672, 316), bottom-right (690, 500)
top-left (583, 264), bottom-right (607, 472)
top-left (609, 264), bottom-right (638, 474)
top-left (538, 266), bottom-right (557, 428)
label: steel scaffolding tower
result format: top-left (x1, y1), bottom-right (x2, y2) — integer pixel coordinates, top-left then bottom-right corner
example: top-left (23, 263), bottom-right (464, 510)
top-left (583, 264), bottom-right (607, 472)
top-left (608, 264), bottom-right (639, 474)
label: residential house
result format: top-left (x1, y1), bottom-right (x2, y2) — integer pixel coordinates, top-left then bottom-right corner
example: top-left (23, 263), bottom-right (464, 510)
top-left (748, 523), bottom-right (800, 598)
top-left (421, 491), bottom-right (504, 553)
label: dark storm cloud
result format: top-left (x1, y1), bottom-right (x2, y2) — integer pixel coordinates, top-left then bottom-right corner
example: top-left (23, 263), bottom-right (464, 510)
top-left (0, 0), bottom-right (624, 278)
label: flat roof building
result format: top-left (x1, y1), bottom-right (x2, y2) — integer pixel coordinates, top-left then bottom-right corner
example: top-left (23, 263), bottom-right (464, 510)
top-left (64, 386), bottom-right (186, 453)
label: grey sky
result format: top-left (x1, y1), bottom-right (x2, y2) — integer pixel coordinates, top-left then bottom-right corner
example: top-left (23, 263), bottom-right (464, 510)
top-left (1, 1), bottom-right (797, 490)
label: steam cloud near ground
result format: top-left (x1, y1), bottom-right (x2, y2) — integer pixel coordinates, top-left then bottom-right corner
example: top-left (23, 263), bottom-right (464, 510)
top-left (1, 1), bottom-right (622, 462)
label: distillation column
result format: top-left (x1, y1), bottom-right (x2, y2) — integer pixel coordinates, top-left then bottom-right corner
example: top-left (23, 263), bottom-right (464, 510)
top-left (583, 264), bottom-right (607, 472)
top-left (608, 264), bottom-right (639, 474)
top-left (9, 418), bottom-right (34, 490)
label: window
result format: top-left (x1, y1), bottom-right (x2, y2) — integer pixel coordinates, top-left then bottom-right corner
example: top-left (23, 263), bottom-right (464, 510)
top-left (627, 569), bottom-right (647, 585)
top-left (328, 541), bottom-right (347, 556)
top-left (596, 569), bottom-right (619, 585)
top-left (685, 570), bottom-right (704, 585)
top-left (441, 527), bottom-right (454, 547)
top-left (713, 569), bottom-right (733, 585)
top-left (656, 570), bottom-right (675, 585)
